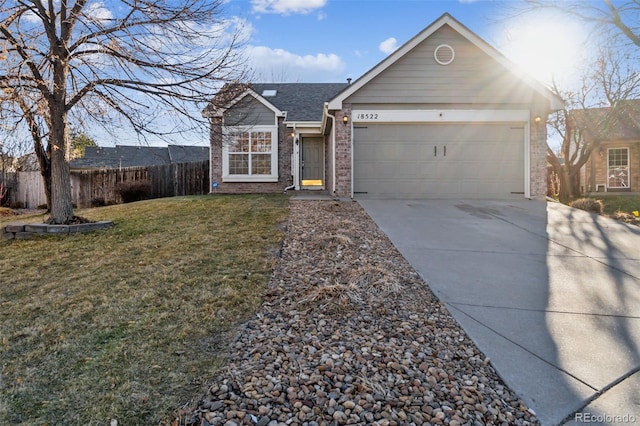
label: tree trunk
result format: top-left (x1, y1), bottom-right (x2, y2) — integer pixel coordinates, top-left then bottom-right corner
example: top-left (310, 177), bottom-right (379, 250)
top-left (557, 165), bottom-right (574, 202)
top-left (48, 147), bottom-right (73, 223)
top-left (49, 88), bottom-right (73, 224)
top-left (47, 57), bottom-right (75, 224)
top-left (47, 108), bottom-right (74, 223)
top-left (34, 142), bottom-right (52, 210)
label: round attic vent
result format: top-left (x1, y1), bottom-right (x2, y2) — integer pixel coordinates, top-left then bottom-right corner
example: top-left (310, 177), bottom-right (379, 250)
top-left (434, 44), bottom-right (455, 65)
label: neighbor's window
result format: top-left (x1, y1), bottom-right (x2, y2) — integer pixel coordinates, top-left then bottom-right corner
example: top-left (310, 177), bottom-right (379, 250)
top-left (607, 147), bottom-right (629, 189)
top-left (223, 127), bottom-right (278, 182)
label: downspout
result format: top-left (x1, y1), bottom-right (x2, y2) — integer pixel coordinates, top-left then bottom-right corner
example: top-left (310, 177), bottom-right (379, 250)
top-left (284, 123), bottom-right (297, 192)
top-left (324, 104), bottom-right (337, 194)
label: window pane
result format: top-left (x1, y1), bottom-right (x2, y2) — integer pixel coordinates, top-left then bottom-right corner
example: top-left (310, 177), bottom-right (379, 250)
top-left (608, 148), bottom-right (628, 167)
top-left (229, 153), bottom-right (248, 174)
top-left (251, 154), bottom-right (272, 175)
top-left (229, 132), bottom-right (249, 153)
top-left (251, 132), bottom-right (272, 153)
top-left (608, 148), bottom-right (629, 188)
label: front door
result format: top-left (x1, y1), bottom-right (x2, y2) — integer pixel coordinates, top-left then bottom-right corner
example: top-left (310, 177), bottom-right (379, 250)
top-left (302, 137), bottom-right (324, 188)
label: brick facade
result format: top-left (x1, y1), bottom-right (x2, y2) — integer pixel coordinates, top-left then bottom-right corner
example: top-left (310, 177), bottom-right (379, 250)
top-left (333, 105), bottom-right (352, 197)
top-left (585, 141), bottom-right (640, 192)
top-left (530, 114), bottom-right (549, 199)
top-left (209, 117), bottom-right (293, 194)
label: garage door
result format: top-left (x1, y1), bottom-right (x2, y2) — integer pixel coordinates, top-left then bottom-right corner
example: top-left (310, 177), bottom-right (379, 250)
top-left (353, 123), bottom-right (524, 199)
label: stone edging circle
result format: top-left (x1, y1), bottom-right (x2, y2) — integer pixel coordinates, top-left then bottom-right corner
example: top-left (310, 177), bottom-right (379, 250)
top-left (2, 221), bottom-right (114, 240)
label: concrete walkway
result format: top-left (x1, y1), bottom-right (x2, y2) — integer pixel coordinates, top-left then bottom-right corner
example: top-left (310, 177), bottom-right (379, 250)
top-left (359, 199), bottom-right (640, 426)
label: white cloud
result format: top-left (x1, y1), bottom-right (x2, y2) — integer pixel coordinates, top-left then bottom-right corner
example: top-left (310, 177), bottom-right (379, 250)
top-left (85, 2), bottom-right (113, 21)
top-left (379, 37), bottom-right (398, 54)
top-left (246, 45), bottom-right (345, 82)
top-left (251, 0), bottom-right (327, 15)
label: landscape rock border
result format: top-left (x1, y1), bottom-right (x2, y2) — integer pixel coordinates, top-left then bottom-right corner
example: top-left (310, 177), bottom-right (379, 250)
top-left (2, 220), bottom-right (113, 240)
top-left (178, 200), bottom-right (539, 426)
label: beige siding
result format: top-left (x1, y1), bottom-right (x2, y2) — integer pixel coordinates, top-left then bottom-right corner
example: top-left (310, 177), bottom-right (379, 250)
top-left (347, 25), bottom-right (544, 107)
top-left (223, 96), bottom-right (276, 126)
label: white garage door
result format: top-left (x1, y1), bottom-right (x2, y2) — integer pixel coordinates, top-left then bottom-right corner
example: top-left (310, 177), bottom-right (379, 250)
top-left (353, 123), bottom-right (525, 199)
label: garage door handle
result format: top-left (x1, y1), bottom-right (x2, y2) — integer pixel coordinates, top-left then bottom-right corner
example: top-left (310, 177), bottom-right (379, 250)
top-left (434, 146), bottom-right (437, 157)
top-left (444, 146), bottom-right (446, 156)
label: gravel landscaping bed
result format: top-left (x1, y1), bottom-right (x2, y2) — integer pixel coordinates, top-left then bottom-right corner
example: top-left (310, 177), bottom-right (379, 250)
top-left (180, 200), bottom-right (539, 426)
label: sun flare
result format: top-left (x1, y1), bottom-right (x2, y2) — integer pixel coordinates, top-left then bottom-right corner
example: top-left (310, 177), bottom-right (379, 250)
top-left (501, 16), bottom-right (587, 84)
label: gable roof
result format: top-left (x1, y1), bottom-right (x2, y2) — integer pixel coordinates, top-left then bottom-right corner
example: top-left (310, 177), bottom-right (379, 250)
top-left (327, 13), bottom-right (564, 111)
top-left (573, 100), bottom-right (640, 141)
top-left (202, 83), bottom-right (284, 119)
top-left (250, 83), bottom-right (348, 122)
top-left (203, 83), bottom-right (348, 122)
top-left (71, 145), bottom-right (208, 170)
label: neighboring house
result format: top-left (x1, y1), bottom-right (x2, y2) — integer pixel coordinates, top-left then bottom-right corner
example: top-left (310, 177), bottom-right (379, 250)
top-left (579, 100), bottom-right (640, 193)
top-left (16, 153), bottom-right (40, 171)
top-left (70, 145), bottom-right (209, 170)
top-left (203, 13), bottom-right (564, 200)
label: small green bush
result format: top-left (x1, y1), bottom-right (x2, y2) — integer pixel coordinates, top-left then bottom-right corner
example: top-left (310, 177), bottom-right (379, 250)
top-left (116, 180), bottom-right (152, 203)
top-left (570, 198), bottom-right (604, 214)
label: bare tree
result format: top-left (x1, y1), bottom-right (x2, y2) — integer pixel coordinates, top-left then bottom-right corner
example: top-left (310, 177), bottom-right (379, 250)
top-left (547, 46), bottom-right (640, 201)
top-left (524, 0), bottom-right (640, 48)
top-left (0, 0), bottom-right (247, 223)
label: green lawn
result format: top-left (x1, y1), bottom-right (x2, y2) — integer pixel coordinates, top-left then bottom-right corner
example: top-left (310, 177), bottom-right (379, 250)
top-left (0, 195), bottom-right (289, 425)
top-left (588, 194), bottom-right (640, 217)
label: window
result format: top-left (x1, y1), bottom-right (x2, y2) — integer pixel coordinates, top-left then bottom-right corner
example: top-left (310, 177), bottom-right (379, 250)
top-left (608, 148), bottom-right (629, 189)
top-left (223, 127), bottom-right (278, 182)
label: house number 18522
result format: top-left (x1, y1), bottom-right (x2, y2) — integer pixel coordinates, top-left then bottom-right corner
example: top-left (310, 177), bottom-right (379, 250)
top-left (355, 113), bottom-right (379, 120)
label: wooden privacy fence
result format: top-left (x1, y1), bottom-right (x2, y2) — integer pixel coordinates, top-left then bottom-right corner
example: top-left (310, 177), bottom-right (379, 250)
top-left (15, 171), bottom-right (47, 208)
top-left (13, 161), bottom-right (210, 209)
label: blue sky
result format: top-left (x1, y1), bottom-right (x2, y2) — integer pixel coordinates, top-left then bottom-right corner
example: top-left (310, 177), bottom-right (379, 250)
top-left (103, 0), bottom-right (595, 146)
top-left (223, 0), bottom-right (591, 86)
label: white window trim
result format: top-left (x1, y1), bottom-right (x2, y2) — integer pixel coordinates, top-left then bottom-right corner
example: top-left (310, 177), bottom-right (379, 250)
top-left (222, 125), bottom-right (279, 182)
top-left (607, 147), bottom-right (630, 189)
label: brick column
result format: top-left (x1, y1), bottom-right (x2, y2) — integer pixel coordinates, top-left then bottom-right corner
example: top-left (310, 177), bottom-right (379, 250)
top-left (530, 113), bottom-right (548, 198)
top-left (209, 117), bottom-right (223, 194)
top-left (334, 104), bottom-right (352, 197)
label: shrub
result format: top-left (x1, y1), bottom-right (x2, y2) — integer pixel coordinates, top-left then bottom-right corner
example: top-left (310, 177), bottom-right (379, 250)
top-left (611, 210), bottom-right (636, 223)
top-left (116, 180), bottom-right (152, 203)
top-left (10, 201), bottom-right (24, 209)
top-left (91, 197), bottom-right (107, 207)
top-left (570, 198), bottom-right (604, 214)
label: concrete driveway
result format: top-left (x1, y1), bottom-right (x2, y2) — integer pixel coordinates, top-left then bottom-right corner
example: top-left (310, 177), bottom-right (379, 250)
top-left (359, 199), bottom-right (640, 426)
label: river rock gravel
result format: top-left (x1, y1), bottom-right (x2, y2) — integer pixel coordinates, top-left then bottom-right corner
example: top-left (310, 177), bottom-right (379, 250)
top-left (178, 200), bottom-right (539, 426)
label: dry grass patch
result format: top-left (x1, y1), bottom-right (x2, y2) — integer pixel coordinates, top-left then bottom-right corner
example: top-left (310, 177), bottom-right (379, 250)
top-left (0, 195), bottom-right (289, 425)
top-left (299, 265), bottom-right (404, 311)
